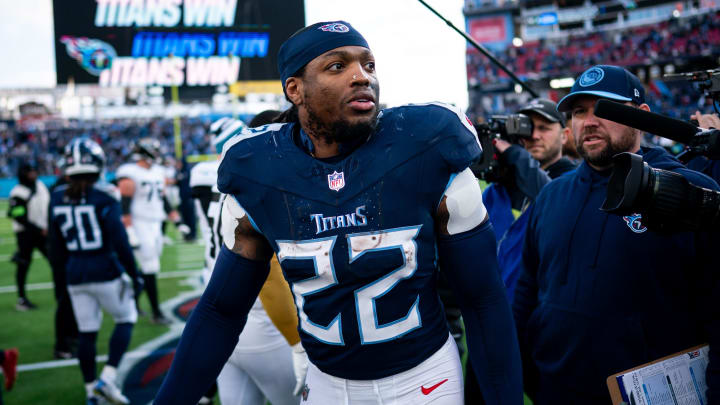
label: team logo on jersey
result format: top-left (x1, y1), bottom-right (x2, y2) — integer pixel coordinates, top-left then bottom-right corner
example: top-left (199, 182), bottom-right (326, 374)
top-left (60, 36), bottom-right (117, 76)
top-left (623, 213), bottom-right (647, 233)
top-left (578, 67), bottom-right (605, 87)
top-left (318, 23), bottom-right (350, 33)
top-left (328, 171), bottom-right (345, 191)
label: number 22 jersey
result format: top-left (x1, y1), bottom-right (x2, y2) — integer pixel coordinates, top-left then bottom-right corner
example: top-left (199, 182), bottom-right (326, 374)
top-left (218, 103), bottom-right (481, 380)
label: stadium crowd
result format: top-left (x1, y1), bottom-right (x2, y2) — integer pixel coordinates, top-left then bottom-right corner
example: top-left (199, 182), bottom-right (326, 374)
top-left (0, 118), bottom-right (214, 178)
top-left (467, 11), bottom-right (720, 86)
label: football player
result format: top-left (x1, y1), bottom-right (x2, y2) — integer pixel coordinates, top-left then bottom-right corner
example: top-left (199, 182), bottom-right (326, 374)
top-left (8, 163), bottom-right (50, 310)
top-left (156, 21), bottom-right (522, 404)
top-left (48, 137), bottom-right (143, 405)
top-left (189, 113), bottom-right (305, 405)
top-left (116, 138), bottom-right (183, 324)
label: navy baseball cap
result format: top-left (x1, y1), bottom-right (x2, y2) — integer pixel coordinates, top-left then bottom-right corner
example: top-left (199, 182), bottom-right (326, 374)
top-left (277, 21), bottom-right (370, 92)
top-left (557, 65), bottom-right (645, 112)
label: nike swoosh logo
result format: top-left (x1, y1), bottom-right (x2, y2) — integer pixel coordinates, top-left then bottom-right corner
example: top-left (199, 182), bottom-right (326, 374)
top-left (421, 378), bottom-right (448, 395)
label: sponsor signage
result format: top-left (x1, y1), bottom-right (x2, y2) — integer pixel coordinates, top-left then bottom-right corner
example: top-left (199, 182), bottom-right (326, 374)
top-left (526, 12), bottom-right (558, 26)
top-left (466, 13), bottom-right (513, 51)
top-left (53, 0), bottom-right (304, 88)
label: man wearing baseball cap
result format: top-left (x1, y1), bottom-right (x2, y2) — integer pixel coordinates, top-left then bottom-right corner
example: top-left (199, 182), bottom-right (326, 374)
top-left (513, 65), bottom-right (720, 404)
top-left (485, 98), bottom-right (577, 297)
top-left (155, 21), bottom-right (522, 405)
top-left (471, 97), bottom-right (577, 402)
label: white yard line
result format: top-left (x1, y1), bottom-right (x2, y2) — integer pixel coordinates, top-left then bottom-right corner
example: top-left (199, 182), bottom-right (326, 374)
top-left (16, 347), bottom-right (177, 372)
top-left (0, 269), bottom-right (202, 294)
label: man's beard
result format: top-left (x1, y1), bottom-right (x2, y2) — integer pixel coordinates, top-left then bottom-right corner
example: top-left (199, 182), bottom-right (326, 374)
top-left (576, 128), bottom-right (637, 168)
top-left (305, 102), bottom-right (379, 145)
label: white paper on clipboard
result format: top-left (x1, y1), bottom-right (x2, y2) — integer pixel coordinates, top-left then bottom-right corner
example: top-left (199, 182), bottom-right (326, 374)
top-left (614, 345), bottom-right (709, 405)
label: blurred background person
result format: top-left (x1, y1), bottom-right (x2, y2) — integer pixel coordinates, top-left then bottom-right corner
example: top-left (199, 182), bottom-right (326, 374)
top-left (188, 111), bottom-right (306, 405)
top-left (8, 162), bottom-right (50, 311)
top-left (48, 137), bottom-right (143, 405)
top-left (116, 138), bottom-right (179, 325)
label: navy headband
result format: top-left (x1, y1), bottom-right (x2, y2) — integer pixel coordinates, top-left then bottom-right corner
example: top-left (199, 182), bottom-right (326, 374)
top-left (277, 21), bottom-right (370, 91)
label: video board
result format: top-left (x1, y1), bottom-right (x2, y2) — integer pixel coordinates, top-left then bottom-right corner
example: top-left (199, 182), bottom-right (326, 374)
top-left (53, 0), bottom-right (305, 88)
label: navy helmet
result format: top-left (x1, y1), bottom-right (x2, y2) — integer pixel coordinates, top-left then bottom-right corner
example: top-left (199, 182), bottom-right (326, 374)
top-left (63, 137), bottom-right (106, 176)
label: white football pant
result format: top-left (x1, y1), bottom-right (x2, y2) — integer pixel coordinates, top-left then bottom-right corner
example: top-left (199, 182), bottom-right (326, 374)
top-left (132, 219), bottom-right (163, 274)
top-left (68, 277), bottom-right (138, 332)
top-left (303, 334), bottom-right (463, 404)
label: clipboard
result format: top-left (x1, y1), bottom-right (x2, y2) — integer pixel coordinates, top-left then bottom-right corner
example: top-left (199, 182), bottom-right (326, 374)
top-left (607, 344), bottom-right (708, 405)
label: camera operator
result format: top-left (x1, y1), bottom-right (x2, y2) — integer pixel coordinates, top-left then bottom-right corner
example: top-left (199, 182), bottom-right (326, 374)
top-left (462, 99), bottom-right (577, 404)
top-left (483, 98), bottom-right (577, 300)
top-left (513, 65), bottom-right (720, 404)
top-left (687, 110), bottom-right (720, 184)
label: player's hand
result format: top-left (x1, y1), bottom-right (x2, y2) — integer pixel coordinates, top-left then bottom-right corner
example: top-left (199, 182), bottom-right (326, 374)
top-left (176, 223), bottom-right (191, 236)
top-left (132, 276), bottom-right (144, 298)
top-left (121, 214), bottom-right (132, 228)
top-left (291, 342), bottom-right (309, 396)
top-left (168, 210), bottom-right (180, 223)
top-left (493, 138), bottom-right (512, 154)
top-left (126, 226), bottom-right (140, 249)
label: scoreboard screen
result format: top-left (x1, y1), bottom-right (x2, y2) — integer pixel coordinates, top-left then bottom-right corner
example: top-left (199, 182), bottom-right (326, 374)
top-left (53, 0), bottom-right (305, 88)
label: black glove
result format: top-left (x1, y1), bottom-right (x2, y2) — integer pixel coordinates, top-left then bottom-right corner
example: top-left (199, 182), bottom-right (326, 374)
top-left (132, 276), bottom-right (144, 298)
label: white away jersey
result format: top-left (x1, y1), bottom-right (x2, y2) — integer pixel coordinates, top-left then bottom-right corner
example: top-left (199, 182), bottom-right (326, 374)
top-left (116, 163), bottom-right (167, 222)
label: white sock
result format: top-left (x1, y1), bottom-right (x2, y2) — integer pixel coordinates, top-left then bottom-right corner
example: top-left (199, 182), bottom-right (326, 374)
top-left (100, 365), bottom-right (117, 383)
top-left (85, 381), bottom-right (96, 398)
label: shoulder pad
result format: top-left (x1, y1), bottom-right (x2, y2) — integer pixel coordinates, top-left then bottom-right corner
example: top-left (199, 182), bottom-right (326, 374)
top-left (379, 103), bottom-right (481, 172)
top-left (10, 185), bottom-right (31, 200)
top-left (217, 123), bottom-right (289, 195)
top-left (115, 163), bottom-right (136, 180)
top-left (189, 161), bottom-right (219, 188)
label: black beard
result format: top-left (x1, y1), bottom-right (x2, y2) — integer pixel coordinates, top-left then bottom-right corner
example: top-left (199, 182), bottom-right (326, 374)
top-left (577, 132), bottom-right (636, 168)
top-left (305, 104), bottom-right (379, 146)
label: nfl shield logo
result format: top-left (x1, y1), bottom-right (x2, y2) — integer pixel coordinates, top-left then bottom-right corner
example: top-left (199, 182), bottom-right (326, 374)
top-left (327, 171), bottom-right (345, 191)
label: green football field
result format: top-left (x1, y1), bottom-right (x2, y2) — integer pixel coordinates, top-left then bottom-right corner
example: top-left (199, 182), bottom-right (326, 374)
top-left (0, 199), bottom-right (203, 405)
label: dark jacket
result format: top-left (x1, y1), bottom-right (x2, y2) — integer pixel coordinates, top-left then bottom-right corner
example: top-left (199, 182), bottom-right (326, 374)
top-left (513, 146), bottom-right (720, 404)
top-left (484, 150), bottom-right (576, 301)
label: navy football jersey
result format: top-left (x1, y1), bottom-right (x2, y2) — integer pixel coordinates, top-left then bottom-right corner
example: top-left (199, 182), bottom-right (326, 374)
top-left (49, 184), bottom-right (137, 285)
top-left (217, 103), bottom-right (480, 379)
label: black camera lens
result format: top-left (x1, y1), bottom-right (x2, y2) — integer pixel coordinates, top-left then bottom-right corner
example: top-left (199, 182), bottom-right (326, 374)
top-left (602, 152), bottom-right (720, 231)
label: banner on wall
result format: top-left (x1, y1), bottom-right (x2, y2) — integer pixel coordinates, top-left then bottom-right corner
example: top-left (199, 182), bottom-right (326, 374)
top-left (465, 13), bottom-right (514, 52)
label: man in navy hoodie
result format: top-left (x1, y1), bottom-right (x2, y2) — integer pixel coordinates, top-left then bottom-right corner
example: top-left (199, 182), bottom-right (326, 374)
top-left (513, 65), bottom-right (720, 404)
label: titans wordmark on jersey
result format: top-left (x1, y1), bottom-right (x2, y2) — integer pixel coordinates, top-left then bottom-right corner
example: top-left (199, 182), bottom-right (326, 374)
top-left (217, 104), bottom-right (481, 380)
